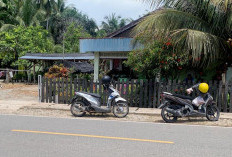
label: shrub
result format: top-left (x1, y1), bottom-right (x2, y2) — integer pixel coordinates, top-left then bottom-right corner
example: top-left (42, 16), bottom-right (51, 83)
top-left (45, 64), bottom-right (70, 78)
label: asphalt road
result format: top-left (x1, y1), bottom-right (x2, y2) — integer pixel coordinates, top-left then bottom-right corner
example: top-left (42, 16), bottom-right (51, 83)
top-left (0, 114), bottom-right (232, 157)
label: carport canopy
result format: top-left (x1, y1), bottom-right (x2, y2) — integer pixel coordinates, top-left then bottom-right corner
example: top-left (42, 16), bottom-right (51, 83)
top-left (19, 53), bottom-right (94, 61)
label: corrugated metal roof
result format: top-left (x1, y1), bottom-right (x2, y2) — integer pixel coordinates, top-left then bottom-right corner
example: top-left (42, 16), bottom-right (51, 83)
top-left (19, 53), bottom-right (94, 60)
top-left (80, 38), bottom-right (141, 53)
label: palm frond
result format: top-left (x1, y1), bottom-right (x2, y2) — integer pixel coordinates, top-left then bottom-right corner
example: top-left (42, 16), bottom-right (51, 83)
top-left (15, 16), bottom-right (25, 26)
top-left (0, 0), bottom-right (6, 7)
top-left (135, 9), bottom-right (214, 39)
top-left (31, 8), bottom-right (46, 26)
top-left (0, 24), bottom-right (16, 31)
top-left (142, 0), bottom-right (232, 11)
top-left (171, 29), bottom-right (228, 66)
top-left (141, 0), bottom-right (231, 29)
top-left (211, 0), bottom-right (231, 11)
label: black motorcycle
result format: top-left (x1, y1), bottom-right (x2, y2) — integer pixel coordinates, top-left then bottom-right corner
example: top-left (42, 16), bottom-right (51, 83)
top-left (158, 92), bottom-right (220, 123)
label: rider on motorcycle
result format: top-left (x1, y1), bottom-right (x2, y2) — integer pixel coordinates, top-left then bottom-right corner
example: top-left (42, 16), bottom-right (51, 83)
top-left (186, 83), bottom-right (209, 112)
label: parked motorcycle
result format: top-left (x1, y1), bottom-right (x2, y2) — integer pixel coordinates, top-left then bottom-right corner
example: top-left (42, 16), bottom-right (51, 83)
top-left (158, 92), bottom-right (220, 123)
top-left (69, 76), bottom-right (129, 118)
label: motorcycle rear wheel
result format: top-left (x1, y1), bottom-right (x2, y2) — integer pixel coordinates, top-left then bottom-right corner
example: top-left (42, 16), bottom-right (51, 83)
top-left (206, 105), bottom-right (220, 121)
top-left (161, 105), bottom-right (178, 123)
top-left (113, 101), bottom-right (129, 118)
top-left (70, 100), bottom-right (86, 117)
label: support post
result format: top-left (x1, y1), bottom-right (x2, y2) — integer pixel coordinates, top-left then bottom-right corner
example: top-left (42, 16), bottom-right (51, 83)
top-left (94, 52), bottom-right (100, 82)
top-left (119, 59), bottom-right (122, 71)
top-left (110, 59), bottom-right (113, 70)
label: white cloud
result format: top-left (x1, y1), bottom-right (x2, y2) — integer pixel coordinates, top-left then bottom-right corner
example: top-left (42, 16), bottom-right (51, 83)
top-left (66, 0), bottom-right (152, 25)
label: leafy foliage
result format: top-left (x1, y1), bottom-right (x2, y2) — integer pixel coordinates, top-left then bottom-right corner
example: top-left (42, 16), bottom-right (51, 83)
top-left (136, 0), bottom-right (232, 66)
top-left (62, 7), bottom-right (98, 37)
top-left (0, 26), bottom-right (54, 67)
top-left (125, 40), bottom-right (188, 79)
top-left (63, 23), bottom-right (91, 53)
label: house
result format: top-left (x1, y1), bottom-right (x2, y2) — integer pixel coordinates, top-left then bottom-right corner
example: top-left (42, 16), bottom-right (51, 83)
top-left (79, 16), bottom-right (145, 81)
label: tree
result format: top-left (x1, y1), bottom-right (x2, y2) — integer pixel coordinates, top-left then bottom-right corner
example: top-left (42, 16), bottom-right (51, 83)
top-left (136, 0), bottom-right (232, 67)
top-left (49, 7), bottom-right (98, 44)
top-left (0, 26), bottom-right (54, 68)
top-left (62, 7), bottom-right (98, 36)
top-left (63, 23), bottom-right (91, 53)
top-left (101, 13), bottom-right (133, 34)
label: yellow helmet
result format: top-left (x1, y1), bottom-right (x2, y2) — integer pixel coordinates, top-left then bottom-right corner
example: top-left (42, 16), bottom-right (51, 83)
top-left (199, 83), bottom-right (209, 93)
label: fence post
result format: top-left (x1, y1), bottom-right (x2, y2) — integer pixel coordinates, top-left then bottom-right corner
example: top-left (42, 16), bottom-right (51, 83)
top-left (223, 82), bottom-right (228, 112)
top-left (53, 79), bottom-right (56, 103)
top-left (135, 80), bottom-right (139, 107)
top-left (70, 77), bottom-right (73, 100)
top-left (41, 77), bottom-right (45, 103)
top-left (139, 80), bottom-right (143, 108)
top-left (126, 79), bottom-right (129, 102)
top-left (130, 79), bottom-right (134, 107)
top-left (152, 80), bottom-right (157, 108)
top-left (144, 80), bottom-right (148, 108)
top-left (218, 81), bottom-right (222, 111)
top-left (157, 81), bottom-right (161, 107)
top-left (45, 78), bottom-right (49, 103)
top-left (57, 78), bottom-right (60, 104)
top-left (148, 80), bottom-right (153, 108)
top-left (66, 78), bottom-right (68, 104)
top-left (49, 78), bottom-right (52, 103)
top-left (38, 75), bottom-right (42, 102)
top-left (229, 84), bottom-right (232, 113)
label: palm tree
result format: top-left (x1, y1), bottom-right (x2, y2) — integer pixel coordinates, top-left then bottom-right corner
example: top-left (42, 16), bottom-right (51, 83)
top-left (135, 0), bottom-right (232, 66)
top-left (36, 0), bottom-right (65, 30)
top-left (0, 0), bottom-right (18, 29)
top-left (0, 0), bottom-right (46, 30)
top-left (101, 13), bottom-right (133, 34)
top-left (17, 0), bottom-right (45, 27)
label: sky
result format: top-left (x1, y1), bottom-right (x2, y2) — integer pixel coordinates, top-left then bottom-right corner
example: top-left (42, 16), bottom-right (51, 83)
top-left (66, 0), bottom-right (152, 26)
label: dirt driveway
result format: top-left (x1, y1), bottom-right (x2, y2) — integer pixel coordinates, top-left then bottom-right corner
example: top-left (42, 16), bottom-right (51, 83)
top-left (0, 83), bottom-right (38, 113)
top-left (0, 82), bottom-right (232, 127)
top-left (0, 83), bottom-right (38, 101)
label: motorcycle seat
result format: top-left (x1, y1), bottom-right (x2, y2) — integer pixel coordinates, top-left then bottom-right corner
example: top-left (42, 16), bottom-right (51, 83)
top-left (173, 94), bottom-right (194, 100)
top-left (81, 92), bottom-right (101, 98)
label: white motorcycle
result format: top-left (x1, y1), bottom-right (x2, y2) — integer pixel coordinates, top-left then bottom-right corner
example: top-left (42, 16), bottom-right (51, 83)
top-left (69, 76), bottom-right (129, 118)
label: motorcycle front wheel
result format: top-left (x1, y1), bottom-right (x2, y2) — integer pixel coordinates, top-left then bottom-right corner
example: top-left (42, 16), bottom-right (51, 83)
top-left (113, 101), bottom-right (129, 118)
top-left (70, 100), bottom-right (86, 117)
top-left (206, 105), bottom-right (220, 121)
top-left (161, 105), bottom-right (178, 123)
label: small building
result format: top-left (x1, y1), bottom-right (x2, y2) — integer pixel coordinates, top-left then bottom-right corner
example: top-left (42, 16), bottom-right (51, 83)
top-left (19, 53), bottom-right (94, 82)
top-left (79, 17), bottom-right (144, 81)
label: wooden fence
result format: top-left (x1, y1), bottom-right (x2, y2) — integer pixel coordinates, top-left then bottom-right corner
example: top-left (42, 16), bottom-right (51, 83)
top-left (38, 76), bottom-right (232, 113)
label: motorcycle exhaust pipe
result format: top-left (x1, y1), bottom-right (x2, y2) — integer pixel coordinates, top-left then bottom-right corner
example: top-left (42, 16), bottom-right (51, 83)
top-left (166, 108), bottom-right (182, 117)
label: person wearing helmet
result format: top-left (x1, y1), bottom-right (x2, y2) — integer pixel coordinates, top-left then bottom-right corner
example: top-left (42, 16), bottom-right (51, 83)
top-left (186, 83), bottom-right (209, 112)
